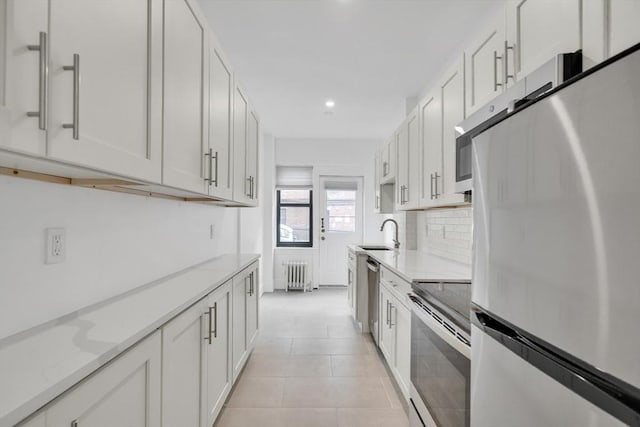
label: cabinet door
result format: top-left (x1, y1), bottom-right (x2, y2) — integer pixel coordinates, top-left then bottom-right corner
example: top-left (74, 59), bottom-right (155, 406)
top-left (506, 0), bottom-right (581, 79)
top-left (420, 91), bottom-right (442, 207)
top-left (162, 0), bottom-right (208, 193)
top-left (203, 281), bottom-right (232, 427)
top-left (161, 299), bottom-right (206, 427)
top-left (608, 0), bottom-right (640, 57)
top-left (374, 150), bottom-right (381, 212)
top-left (380, 136), bottom-right (396, 184)
top-left (208, 42), bottom-right (234, 200)
top-left (395, 122), bottom-right (408, 211)
top-left (232, 270), bottom-right (248, 382)
top-left (47, 0), bottom-right (162, 182)
top-left (406, 110), bottom-right (420, 210)
top-left (246, 107), bottom-right (259, 206)
top-left (393, 300), bottom-right (411, 400)
top-left (465, 9), bottom-right (506, 114)
top-left (47, 331), bottom-right (161, 427)
top-left (232, 84), bottom-right (250, 204)
top-left (0, 0), bottom-right (48, 156)
top-left (437, 58), bottom-right (467, 207)
top-left (246, 267), bottom-right (259, 350)
top-left (378, 286), bottom-right (395, 364)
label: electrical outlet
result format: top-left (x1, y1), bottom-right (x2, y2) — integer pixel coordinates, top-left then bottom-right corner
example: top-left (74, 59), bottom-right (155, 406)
top-left (46, 228), bottom-right (66, 264)
top-left (210, 224), bottom-right (215, 240)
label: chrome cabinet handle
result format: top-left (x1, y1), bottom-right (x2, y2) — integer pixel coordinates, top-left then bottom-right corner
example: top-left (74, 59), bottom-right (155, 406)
top-left (430, 173), bottom-right (435, 200)
top-left (62, 54), bottom-right (80, 140)
top-left (250, 176), bottom-right (255, 199)
top-left (26, 32), bottom-right (48, 130)
top-left (386, 300), bottom-right (391, 327)
top-left (434, 172), bottom-right (440, 199)
top-left (504, 41), bottom-right (515, 83)
top-left (375, 195), bottom-right (380, 209)
top-left (390, 304), bottom-right (396, 327)
top-left (204, 305), bottom-right (214, 344)
top-left (246, 176), bottom-right (252, 197)
top-left (213, 302), bottom-right (218, 338)
top-left (383, 161), bottom-right (389, 176)
top-left (205, 149), bottom-right (218, 186)
top-left (493, 50), bottom-right (503, 92)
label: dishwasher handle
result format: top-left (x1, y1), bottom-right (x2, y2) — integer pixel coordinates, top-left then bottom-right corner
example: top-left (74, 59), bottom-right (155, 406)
top-left (367, 260), bottom-right (379, 272)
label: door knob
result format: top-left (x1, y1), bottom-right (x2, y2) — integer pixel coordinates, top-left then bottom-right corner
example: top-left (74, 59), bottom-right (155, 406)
top-left (321, 236), bottom-right (326, 240)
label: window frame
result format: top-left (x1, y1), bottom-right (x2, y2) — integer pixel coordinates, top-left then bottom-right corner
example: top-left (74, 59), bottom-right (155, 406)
top-left (276, 189), bottom-right (313, 248)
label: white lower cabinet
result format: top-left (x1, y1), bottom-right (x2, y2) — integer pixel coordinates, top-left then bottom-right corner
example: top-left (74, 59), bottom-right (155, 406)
top-left (160, 281), bottom-right (232, 427)
top-left (203, 281), bottom-right (232, 426)
top-left (378, 274), bottom-right (411, 401)
top-left (19, 264), bottom-right (259, 427)
top-left (36, 331), bottom-right (161, 427)
top-left (232, 262), bottom-right (259, 382)
top-left (162, 299), bottom-right (207, 427)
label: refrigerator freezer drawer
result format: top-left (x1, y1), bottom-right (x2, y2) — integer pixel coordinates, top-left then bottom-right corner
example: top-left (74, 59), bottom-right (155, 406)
top-left (471, 324), bottom-right (627, 427)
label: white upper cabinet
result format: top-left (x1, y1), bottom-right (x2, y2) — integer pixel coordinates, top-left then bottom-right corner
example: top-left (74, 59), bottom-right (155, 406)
top-left (437, 58), bottom-right (466, 207)
top-left (420, 90), bottom-right (441, 207)
top-left (163, 0), bottom-right (209, 194)
top-left (374, 149), bottom-right (381, 212)
top-left (232, 84), bottom-right (250, 204)
top-left (608, 0), bottom-right (640, 56)
top-left (47, 0), bottom-right (162, 182)
top-left (465, 9), bottom-right (506, 115)
top-left (397, 108), bottom-right (419, 211)
top-left (208, 40), bottom-right (234, 200)
top-left (506, 0), bottom-right (581, 79)
top-left (0, 0), bottom-right (48, 156)
top-left (246, 107), bottom-right (260, 206)
top-left (380, 136), bottom-right (396, 184)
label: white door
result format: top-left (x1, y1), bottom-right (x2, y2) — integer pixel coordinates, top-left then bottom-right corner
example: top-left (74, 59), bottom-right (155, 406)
top-left (318, 176), bottom-right (363, 285)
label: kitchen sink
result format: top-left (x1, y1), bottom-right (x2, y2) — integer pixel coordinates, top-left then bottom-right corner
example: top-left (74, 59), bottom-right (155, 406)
top-left (358, 245), bottom-right (392, 251)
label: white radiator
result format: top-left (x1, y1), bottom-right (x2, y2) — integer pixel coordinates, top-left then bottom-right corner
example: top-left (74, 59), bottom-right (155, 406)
top-left (285, 261), bottom-right (310, 292)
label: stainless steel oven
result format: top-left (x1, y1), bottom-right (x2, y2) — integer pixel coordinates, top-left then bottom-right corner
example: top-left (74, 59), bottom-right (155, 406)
top-left (409, 283), bottom-right (471, 427)
top-left (455, 51), bottom-right (582, 194)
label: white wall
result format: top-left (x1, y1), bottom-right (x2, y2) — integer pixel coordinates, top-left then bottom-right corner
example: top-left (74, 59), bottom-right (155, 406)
top-left (0, 175), bottom-right (244, 340)
top-left (267, 137), bottom-right (407, 289)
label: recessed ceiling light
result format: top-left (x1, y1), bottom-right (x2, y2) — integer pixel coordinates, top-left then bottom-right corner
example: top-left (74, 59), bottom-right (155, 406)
top-left (325, 100), bottom-right (335, 108)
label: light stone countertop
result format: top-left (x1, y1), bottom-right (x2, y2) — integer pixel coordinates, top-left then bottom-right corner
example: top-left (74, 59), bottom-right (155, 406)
top-left (347, 244), bottom-right (471, 283)
top-left (0, 253), bottom-right (260, 427)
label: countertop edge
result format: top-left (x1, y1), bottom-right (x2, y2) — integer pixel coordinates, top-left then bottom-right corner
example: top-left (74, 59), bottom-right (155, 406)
top-left (0, 253), bottom-right (260, 427)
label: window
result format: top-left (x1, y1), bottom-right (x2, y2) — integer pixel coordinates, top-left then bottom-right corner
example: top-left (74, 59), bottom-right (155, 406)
top-left (277, 189), bottom-right (312, 247)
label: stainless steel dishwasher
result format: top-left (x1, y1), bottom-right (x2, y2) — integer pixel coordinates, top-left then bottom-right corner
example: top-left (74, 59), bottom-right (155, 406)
top-left (367, 258), bottom-right (380, 346)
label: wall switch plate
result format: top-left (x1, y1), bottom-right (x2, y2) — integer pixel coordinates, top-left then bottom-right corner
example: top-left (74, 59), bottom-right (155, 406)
top-left (210, 224), bottom-right (215, 240)
top-left (46, 228), bottom-right (66, 264)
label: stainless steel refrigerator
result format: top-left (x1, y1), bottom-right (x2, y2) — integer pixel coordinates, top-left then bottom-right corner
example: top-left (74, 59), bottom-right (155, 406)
top-left (471, 44), bottom-right (640, 426)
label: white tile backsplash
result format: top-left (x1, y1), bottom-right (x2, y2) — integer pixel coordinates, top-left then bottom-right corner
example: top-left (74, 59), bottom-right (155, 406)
top-left (417, 207), bottom-right (472, 266)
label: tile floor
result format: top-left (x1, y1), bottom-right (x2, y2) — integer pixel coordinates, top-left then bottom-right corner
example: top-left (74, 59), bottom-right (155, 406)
top-left (215, 287), bottom-right (410, 427)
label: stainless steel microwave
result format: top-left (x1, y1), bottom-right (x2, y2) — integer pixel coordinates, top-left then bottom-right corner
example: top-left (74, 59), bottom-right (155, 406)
top-left (455, 51), bottom-right (582, 194)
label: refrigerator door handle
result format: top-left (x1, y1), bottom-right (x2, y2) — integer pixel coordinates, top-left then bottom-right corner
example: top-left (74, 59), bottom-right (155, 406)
top-left (472, 307), bottom-right (640, 427)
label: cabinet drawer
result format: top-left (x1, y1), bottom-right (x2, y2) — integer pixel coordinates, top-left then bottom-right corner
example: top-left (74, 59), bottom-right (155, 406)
top-left (379, 266), bottom-right (411, 307)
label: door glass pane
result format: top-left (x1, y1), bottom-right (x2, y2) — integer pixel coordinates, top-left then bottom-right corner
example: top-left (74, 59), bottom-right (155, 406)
top-left (326, 190), bottom-right (356, 232)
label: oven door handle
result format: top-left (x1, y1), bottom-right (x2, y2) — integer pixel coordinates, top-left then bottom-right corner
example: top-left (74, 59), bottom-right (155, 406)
top-left (410, 296), bottom-right (471, 359)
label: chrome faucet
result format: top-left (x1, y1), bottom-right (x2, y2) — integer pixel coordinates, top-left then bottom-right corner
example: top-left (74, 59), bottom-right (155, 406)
top-left (380, 219), bottom-right (400, 249)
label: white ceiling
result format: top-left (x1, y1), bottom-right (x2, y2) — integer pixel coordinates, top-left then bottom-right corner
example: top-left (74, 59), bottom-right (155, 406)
top-left (197, 0), bottom-right (505, 140)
